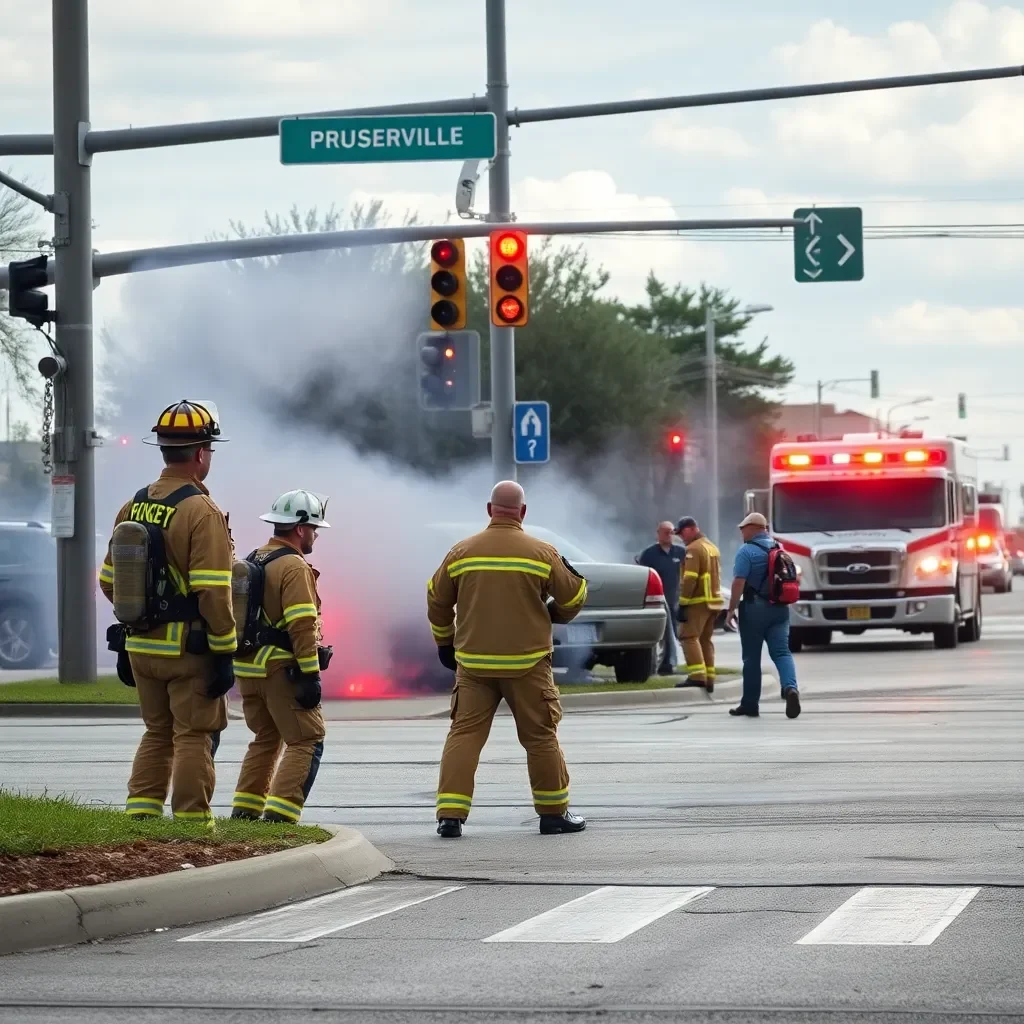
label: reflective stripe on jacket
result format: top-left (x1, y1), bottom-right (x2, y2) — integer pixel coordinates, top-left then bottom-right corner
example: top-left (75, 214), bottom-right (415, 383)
top-left (680, 534), bottom-right (724, 608)
top-left (426, 519), bottom-right (588, 676)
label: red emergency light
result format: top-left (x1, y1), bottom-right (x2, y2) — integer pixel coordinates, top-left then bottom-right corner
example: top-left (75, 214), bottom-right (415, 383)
top-left (773, 447), bottom-right (948, 470)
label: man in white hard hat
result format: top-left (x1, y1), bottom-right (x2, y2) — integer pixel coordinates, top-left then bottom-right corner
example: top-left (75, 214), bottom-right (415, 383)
top-left (230, 489), bottom-right (332, 823)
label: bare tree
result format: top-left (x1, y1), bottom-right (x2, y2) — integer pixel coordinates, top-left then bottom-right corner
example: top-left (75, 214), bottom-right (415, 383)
top-left (0, 176), bottom-right (44, 398)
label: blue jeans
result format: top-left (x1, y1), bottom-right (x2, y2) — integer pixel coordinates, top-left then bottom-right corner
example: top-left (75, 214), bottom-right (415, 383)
top-left (738, 596), bottom-right (798, 709)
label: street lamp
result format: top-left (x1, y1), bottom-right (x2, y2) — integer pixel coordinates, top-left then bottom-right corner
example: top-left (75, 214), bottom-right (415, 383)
top-left (886, 396), bottom-right (932, 434)
top-left (706, 303), bottom-right (774, 544)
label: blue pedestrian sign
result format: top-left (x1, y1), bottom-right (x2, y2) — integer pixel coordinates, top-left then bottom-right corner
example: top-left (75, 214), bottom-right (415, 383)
top-left (514, 401), bottom-right (550, 464)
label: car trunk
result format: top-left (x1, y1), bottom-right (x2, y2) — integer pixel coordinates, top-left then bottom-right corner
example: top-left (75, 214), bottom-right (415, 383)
top-left (575, 562), bottom-right (652, 610)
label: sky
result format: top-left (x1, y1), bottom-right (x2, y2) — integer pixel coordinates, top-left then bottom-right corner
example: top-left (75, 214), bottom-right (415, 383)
top-left (2, 0), bottom-right (1023, 518)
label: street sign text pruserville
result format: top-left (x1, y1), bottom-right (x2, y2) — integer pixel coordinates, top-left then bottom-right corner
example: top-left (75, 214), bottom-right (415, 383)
top-left (280, 113), bottom-right (498, 165)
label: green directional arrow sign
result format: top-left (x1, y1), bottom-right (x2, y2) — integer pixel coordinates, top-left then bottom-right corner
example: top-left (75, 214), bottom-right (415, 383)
top-left (793, 207), bottom-right (864, 283)
top-left (280, 113), bottom-right (497, 165)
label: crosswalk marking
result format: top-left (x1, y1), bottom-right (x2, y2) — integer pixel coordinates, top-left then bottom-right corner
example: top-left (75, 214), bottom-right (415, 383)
top-left (796, 886), bottom-right (979, 946)
top-left (482, 885), bottom-right (714, 944)
top-left (179, 881), bottom-right (464, 943)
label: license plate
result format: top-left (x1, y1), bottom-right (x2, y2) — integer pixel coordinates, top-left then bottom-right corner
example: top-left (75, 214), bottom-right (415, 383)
top-left (847, 606), bottom-right (871, 621)
top-left (566, 623), bottom-right (598, 645)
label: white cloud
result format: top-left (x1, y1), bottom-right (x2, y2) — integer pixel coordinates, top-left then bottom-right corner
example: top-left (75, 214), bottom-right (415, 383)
top-left (649, 119), bottom-right (753, 160)
top-left (769, 2), bottom-right (1024, 183)
top-left (872, 301), bottom-right (1024, 345)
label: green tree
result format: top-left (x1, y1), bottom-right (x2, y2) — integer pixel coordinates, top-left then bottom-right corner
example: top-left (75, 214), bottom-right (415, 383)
top-left (0, 178), bottom-right (44, 398)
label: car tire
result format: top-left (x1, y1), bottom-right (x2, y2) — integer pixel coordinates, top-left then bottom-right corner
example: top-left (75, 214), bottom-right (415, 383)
top-left (933, 621), bottom-right (959, 650)
top-left (0, 604), bottom-right (47, 670)
top-left (614, 647), bottom-right (656, 684)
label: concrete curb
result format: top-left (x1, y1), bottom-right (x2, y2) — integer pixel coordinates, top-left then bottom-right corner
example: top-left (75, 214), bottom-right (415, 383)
top-left (0, 824), bottom-right (393, 956)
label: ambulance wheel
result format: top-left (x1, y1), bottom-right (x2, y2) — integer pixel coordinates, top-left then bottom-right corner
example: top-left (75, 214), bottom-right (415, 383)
top-left (788, 631), bottom-right (804, 654)
top-left (959, 583), bottom-right (983, 643)
top-left (614, 647), bottom-right (656, 684)
top-left (0, 603), bottom-right (47, 670)
top-left (933, 622), bottom-right (959, 649)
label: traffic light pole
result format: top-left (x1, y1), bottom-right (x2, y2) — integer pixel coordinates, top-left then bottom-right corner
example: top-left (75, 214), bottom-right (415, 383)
top-left (485, 0), bottom-right (516, 484)
top-left (705, 308), bottom-right (720, 547)
top-left (49, 0), bottom-right (98, 684)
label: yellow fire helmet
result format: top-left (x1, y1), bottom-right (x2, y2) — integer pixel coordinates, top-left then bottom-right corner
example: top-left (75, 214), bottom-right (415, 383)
top-left (144, 399), bottom-right (228, 447)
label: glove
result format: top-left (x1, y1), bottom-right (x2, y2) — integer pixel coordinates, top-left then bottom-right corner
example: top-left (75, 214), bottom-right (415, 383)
top-left (206, 654), bottom-right (235, 699)
top-left (437, 644), bottom-right (457, 672)
top-left (677, 604), bottom-right (687, 623)
top-left (293, 672), bottom-right (322, 710)
top-left (317, 645), bottom-right (334, 671)
top-left (116, 650), bottom-right (136, 688)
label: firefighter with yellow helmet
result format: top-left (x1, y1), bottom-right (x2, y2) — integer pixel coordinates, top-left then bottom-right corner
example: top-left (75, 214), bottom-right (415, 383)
top-left (99, 400), bottom-right (236, 822)
top-left (230, 489), bottom-right (331, 824)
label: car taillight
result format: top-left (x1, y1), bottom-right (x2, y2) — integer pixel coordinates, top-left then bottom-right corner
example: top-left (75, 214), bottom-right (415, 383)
top-left (645, 568), bottom-right (664, 605)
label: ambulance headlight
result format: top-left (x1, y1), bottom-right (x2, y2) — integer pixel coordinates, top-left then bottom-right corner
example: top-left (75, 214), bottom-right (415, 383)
top-left (915, 555), bottom-right (952, 578)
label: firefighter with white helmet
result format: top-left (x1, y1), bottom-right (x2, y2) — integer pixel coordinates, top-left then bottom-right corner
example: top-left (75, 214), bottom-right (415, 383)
top-left (99, 399), bottom-right (236, 822)
top-left (230, 489), bottom-right (332, 823)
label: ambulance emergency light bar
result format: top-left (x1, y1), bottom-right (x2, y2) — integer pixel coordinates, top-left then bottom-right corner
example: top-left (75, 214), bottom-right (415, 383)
top-left (774, 447), bottom-right (948, 469)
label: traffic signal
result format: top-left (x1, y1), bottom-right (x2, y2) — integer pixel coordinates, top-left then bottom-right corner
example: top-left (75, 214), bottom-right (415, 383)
top-left (416, 330), bottom-right (481, 411)
top-left (489, 230), bottom-right (528, 327)
top-left (667, 429), bottom-right (685, 460)
top-left (870, 370), bottom-right (879, 400)
top-left (7, 255), bottom-right (52, 328)
top-left (957, 392), bottom-right (967, 419)
top-left (428, 239), bottom-right (466, 331)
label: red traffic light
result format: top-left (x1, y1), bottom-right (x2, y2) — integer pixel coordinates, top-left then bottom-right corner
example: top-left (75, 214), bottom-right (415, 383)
top-left (496, 295), bottom-right (524, 323)
top-left (431, 240), bottom-right (458, 267)
top-left (495, 233), bottom-right (524, 261)
top-left (667, 430), bottom-right (684, 452)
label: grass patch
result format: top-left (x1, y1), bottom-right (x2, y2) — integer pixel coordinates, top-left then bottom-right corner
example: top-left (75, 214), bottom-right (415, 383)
top-left (0, 790), bottom-right (331, 857)
top-left (0, 676), bottom-right (137, 705)
top-left (559, 665), bottom-right (739, 695)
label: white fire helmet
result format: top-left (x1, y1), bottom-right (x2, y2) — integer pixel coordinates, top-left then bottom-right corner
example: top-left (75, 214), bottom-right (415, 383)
top-left (259, 489), bottom-right (331, 529)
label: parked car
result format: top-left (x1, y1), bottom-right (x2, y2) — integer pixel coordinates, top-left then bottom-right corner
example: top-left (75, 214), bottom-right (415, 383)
top-left (387, 522), bottom-right (668, 691)
top-left (0, 521), bottom-right (58, 670)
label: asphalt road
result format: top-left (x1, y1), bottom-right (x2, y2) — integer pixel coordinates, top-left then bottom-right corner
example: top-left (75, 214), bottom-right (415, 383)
top-left (1, 591), bottom-right (1022, 1023)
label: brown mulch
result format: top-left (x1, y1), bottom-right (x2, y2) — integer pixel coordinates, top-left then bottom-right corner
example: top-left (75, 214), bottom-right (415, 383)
top-left (0, 839), bottom-right (287, 897)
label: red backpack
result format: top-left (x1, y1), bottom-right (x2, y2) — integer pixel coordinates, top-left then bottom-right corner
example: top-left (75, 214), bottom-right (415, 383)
top-left (757, 540), bottom-right (800, 605)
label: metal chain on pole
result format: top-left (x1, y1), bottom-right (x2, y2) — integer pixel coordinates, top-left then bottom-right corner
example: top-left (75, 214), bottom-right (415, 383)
top-left (40, 376), bottom-right (54, 475)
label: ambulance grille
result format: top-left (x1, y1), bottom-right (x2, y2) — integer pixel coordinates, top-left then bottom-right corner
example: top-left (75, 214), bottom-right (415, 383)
top-left (815, 549), bottom-right (903, 588)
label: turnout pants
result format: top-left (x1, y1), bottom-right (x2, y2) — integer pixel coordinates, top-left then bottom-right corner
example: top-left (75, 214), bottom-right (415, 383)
top-left (679, 604), bottom-right (719, 683)
top-left (436, 657), bottom-right (569, 821)
top-left (233, 665), bottom-right (326, 823)
top-left (126, 651), bottom-right (227, 821)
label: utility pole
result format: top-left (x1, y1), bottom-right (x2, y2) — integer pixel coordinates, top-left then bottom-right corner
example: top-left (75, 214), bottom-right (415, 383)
top-left (52, 0), bottom-right (97, 683)
top-left (485, 0), bottom-right (516, 484)
top-left (704, 306), bottom-right (719, 546)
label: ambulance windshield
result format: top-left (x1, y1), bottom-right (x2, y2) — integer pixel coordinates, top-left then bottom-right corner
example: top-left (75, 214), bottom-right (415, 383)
top-left (774, 477), bottom-right (947, 534)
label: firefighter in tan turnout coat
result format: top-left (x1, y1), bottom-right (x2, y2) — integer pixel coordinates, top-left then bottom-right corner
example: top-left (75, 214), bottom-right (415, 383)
top-left (427, 480), bottom-right (589, 839)
top-left (231, 490), bottom-right (330, 824)
top-left (99, 400), bottom-right (236, 822)
top-left (675, 516), bottom-right (724, 692)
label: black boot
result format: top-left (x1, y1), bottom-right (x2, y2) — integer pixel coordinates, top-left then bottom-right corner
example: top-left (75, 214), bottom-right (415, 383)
top-left (263, 810), bottom-right (295, 824)
top-left (729, 705), bottom-right (759, 717)
top-left (437, 818), bottom-right (463, 838)
top-left (675, 677), bottom-right (707, 689)
top-left (539, 810), bottom-right (587, 835)
top-left (784, 687), bottom-right (802, 719)
top-left (230, 809), bottom-right (261, 821)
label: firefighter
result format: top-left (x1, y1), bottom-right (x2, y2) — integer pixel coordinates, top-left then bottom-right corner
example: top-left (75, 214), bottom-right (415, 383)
top-left (428, 480), bottom-right (589, 839)
top-left (230, 490), bottom-right (330, 824)
top-left (98, 400), bottom-right (236, 822)
top-left (675, 516), bottom-right (724, 693)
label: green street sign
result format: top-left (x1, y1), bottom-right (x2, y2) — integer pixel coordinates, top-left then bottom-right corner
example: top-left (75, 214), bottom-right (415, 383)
top-left (793, 206), bottom-right (864, 283)
top-left (280, 113), bottom-right (497, 165)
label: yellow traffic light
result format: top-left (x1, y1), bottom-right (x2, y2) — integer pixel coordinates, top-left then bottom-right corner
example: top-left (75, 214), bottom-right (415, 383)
top-left (489, 229), bottom-right (528, 327)
top-left (429, 238), bottom-right (466, 330)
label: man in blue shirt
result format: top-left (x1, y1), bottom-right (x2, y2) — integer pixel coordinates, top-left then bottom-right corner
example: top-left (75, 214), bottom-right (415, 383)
top-left (635, 521), bottom-right (684, 675)
top-left (725, 512), bottom-right (801, 719)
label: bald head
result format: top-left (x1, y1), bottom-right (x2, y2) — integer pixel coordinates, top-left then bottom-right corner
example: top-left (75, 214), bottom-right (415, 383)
top-left (488, 480), bottom-right (526, 522)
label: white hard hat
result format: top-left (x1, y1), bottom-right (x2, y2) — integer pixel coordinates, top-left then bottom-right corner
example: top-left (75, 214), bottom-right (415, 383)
top-left (260, 489), bottom-right (331, 529)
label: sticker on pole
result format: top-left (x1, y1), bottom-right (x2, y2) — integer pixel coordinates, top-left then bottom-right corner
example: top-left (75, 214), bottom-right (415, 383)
top-left (51, 475), bottom-right (75, 538)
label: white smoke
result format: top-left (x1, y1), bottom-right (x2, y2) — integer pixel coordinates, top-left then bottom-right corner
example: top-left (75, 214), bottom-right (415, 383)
top-left (94, 240), bottom-right (629, 694)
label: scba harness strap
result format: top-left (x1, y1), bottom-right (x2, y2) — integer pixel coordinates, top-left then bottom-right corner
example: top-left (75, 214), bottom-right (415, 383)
top-left (235, 546), bottom-right (302, 655)
top-left (130, 483), bottom-right (203, 627)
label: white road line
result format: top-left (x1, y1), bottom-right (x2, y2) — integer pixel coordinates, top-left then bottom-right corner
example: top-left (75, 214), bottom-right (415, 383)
top-left (796, 886), bottom-right (979, 946)
top-left (179, 881), bottom-right (464, 943)
top-left (482, 885), bottom-right (714, 944)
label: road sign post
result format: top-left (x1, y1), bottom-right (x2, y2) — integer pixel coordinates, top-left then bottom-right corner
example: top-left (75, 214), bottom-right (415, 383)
top-left (794, 207), bottom-right (864, 283)
top-left (280, 113), bottom-right (497, 165)
top-left (513, 401), bottom-right (550, 464)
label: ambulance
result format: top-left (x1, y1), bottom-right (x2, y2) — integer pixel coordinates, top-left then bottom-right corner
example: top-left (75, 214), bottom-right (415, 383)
top-left (746, 432), bottom-right (982, 651)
